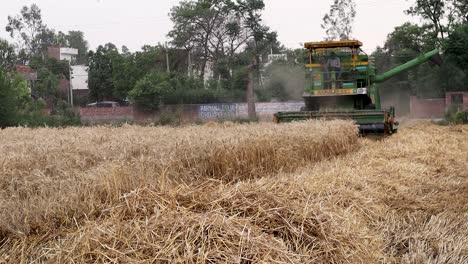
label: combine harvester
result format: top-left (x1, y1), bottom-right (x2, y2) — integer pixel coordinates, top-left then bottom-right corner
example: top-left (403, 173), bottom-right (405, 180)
top-left (274, 40), bottom-right (441, 134)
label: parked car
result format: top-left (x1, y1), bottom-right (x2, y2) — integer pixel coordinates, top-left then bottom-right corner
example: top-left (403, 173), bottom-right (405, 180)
top-left (87, 101), bottom-right (119, 108)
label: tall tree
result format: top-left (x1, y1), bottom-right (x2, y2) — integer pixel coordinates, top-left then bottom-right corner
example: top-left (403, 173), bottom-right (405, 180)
top-left (0, 69), bottom-right (18, 127)
top-left (444, 23), bottom-right (468, 90)
top-left (169, 0), bottom-right (221, 79)
top-left (404, 0), bottom-right (468, 42)
top-left (5, 4), bottom-right (50, 61)
top-left (88, 43), bottom-right (118, 101)
top-left (111, 50), bottom-right (139, 100)
top-left (65, 31), bottom-right (89, 65)
top-left (406, 0), bottom-right (448, 43)
top-left (35, 67), bottom-right (59, 98)
top-left (452, 0), bottom-right (468, 23)
top-left (0, 39), bottom-right (17, 70)
top-left (384, 23), bottom-right (436, 55)
top-left (321, 0), bottom-right (356, 41)
top-left (169, 0), bottom-right (266, 80)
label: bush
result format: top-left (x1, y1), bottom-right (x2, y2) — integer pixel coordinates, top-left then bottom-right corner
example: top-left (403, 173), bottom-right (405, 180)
top-left (129, 72), bottom-right (170, 111)
top-left (445, 104), bottom-right (467, 124)
top-left (15, 99), bottom-right (81, 128)
top-left (454, 111), bottom-right (468, 124)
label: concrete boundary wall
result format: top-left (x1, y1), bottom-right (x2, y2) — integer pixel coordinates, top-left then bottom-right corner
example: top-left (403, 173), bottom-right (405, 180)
top-left (409, 92), bottom-right (467, 119)
top-left (80, 107), bottom-right (134, 124)
top-left (80, 92), bottom-right (467, 123)
top-left (410, 97), bottom-right (445, 119)
top-left (80, 102), bottom-right (305, 124)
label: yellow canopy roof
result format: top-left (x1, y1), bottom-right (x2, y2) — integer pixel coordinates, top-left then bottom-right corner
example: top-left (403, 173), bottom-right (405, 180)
top-left (304, 40), bottom-right (363, 49)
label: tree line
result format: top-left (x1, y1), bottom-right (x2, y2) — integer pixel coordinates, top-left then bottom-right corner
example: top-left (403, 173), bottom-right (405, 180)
top-left (88, 0), bottom-right (299, 111)
top-left (1, 0), bottom-right (468, 127)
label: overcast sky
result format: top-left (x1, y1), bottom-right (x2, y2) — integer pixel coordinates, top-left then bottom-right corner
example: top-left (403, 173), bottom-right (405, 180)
top-left (0, 0), bottom-right (417, 53)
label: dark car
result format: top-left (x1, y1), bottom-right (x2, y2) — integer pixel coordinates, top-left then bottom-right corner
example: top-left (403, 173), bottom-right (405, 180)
top-left (87, 101), bottom-right (120, 108)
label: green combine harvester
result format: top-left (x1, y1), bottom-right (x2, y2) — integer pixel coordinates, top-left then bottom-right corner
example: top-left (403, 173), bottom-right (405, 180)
top-left (274, 40), bottom-right (441, 134)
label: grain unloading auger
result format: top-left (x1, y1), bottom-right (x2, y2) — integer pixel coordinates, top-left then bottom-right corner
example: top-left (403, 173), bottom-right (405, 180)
top-left (274, 40), bottom-right (441, 134)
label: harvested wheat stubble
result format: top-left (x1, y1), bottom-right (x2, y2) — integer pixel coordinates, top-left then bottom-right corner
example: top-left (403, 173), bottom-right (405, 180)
top-left (0, 120), bottom-right (358, 262)
top-left (1, 121), bottom-right (467, 263)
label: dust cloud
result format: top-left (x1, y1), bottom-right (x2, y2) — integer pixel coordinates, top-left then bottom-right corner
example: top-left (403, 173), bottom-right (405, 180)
top-left (262, 64), bottom-right (305, 101)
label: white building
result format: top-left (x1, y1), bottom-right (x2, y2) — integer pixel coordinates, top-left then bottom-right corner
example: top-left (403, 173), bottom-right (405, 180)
top-left (48, 46), bottom-right (89, 104)
top-left (48, 46), bottom-right (78, 62)
top-left (71, 65), bottom-right (88, 91)
top-left (60, 48), bottom-right (79, 61)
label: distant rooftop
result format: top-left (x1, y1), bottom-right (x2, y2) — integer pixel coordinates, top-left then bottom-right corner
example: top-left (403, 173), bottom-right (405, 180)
top-left (60, 47), bottom-right (78, 55)
top-left (15, 65), bottom-right (34, 73)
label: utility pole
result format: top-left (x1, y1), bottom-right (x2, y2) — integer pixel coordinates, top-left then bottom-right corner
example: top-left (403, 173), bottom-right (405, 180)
top-left (187, 49), bottom-right (192, 77)
top-left (247, 57), bottom-right (257, 120)
top-left (69, 60), bottom-right (73, 106)
top-left (165, 42), bottom-right (170, 73)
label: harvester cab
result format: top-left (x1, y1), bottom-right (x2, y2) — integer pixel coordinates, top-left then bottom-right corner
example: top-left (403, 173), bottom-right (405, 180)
top-left (302, 40), bottom-right (373, 111)
top-left (274, 40), bottom-right (441, 135)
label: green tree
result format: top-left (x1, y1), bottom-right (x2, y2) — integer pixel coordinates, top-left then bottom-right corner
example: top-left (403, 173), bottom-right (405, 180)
top-left (0, 69), bottom-right (19, 127)
top-left (111, 50), bottom-right (142, 100)
top-left (29, 57), bottom-right (70, 80)
top-left (169, 0), bottom-right (266, 80)
top-left (35, 68), bottom-right (59, 98)
top-left (111, 45), bottom-right (161, 101)
top-left (445, 23), bottom-right (468, 71)
top-left (11, 74), bottom-right (31, 106)
top-left (444, 23), bottom-right (468, 90)
top-left (65, 31), bottom-right (89, 65)
top-left (5, 5), bottom-right (88, 65)
top-left (129, 72), bottom-right (170, 111)
top-left (452, 0), bottom-right (468, 23)
top-left (169, 0), bottom-right (222, 79)
top-left (135, 46), bottom-right (160, 72)
top-left (54, 31), bottom-right (69, 47)
top-left (88, 43), bottom-right (118, 101)
top-left (6, 4), bottom-right (50, 61)
top-left (404, 0), bottom-right (468, 43)
top-left (383, 22), bottom-right (437, 62)
top-left (0, 39), bottom-right (16, 70)
top-left (321, 0), bottom-right (356, 40)
top-left (406, 0), bottom-right (448, 43)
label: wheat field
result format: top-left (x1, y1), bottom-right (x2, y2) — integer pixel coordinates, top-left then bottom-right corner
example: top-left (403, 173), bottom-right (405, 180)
top-left (0, 120), bottom-right (466, 263)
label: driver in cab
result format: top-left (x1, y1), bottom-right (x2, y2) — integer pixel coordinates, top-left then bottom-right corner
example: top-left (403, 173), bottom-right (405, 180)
top-left (326, 51), bottom-right (342, 88)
